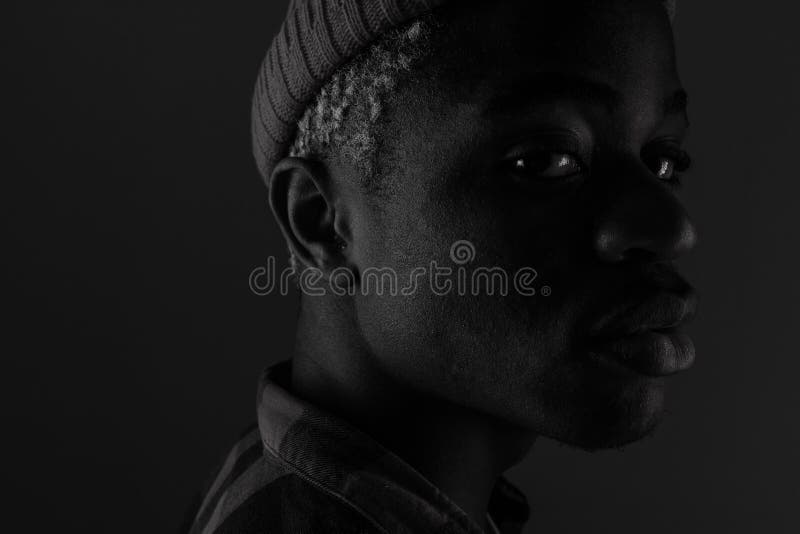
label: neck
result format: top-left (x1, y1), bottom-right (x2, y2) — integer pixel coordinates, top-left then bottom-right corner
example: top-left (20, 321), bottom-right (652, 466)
top-left (289, 296), bottom-right (536, 530)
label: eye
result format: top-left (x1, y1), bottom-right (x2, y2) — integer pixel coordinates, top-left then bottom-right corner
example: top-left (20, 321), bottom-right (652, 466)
top-left (644, 144), bottom-right (692, 185)
top-left (506, 152), bottom-right (584, 181)
top-left (654, 157), bottom-right (677, 181)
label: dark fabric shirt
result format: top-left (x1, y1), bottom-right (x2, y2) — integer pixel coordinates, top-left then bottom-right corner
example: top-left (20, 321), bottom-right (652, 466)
top-left (184, 360), bottom-right (530, 534)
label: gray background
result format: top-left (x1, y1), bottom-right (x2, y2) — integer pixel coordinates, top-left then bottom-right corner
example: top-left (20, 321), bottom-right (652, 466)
top-left (5, 1), bottom-right (799, 532)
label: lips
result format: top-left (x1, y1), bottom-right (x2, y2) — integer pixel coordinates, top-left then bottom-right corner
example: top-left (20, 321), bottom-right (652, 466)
top-left (590, 329), bottom-right (695, 376)
top-left (588, 291), bottom-right (698, 377)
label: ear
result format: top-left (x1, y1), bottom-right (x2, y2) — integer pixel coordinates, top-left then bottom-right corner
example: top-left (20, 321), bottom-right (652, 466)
top-left (268, 157), bottom-right (349, 273)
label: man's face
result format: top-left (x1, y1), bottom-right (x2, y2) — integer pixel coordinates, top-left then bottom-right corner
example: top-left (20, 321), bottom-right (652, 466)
top-left (344, 0), bottom-right (697, 449)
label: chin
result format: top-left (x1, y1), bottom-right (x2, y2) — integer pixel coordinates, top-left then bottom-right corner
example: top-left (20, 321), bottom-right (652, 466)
top-left (544, 373), bottom-right (668, 451)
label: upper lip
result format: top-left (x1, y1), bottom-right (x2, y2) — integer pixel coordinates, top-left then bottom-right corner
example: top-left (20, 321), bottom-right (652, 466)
top-left (589, 291), bottom-right (698, 340)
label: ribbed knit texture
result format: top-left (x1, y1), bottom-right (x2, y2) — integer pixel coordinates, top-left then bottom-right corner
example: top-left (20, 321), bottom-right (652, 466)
top-left (252, 0), bottom-right (677, 183)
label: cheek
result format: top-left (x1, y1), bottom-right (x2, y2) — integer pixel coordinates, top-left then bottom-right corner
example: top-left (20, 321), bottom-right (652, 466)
top-left (352, 226), bottom-right (583, 419)
top-left (350, 171), bottom-right (592, 417)
top-left (354, 288), bottom-right (520, 399)
top-left (355, 284), bottom-right (597, 433)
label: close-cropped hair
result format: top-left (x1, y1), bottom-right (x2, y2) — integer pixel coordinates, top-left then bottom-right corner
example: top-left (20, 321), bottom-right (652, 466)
top-left (289, 14), bottom-right (438, 193)
top-left (285, 13), bottom-right (439, 272)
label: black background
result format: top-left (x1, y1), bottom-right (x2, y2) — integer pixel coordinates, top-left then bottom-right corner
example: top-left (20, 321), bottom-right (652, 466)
top-left (5, 1), bottom-right (799, 532)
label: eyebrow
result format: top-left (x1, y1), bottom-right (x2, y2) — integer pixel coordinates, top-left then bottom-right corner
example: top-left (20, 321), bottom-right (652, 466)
top-left (483, 72), bottom-right (688, 119)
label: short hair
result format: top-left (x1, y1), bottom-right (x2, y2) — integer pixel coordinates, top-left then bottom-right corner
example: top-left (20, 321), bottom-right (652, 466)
top-left (288, 14), bottom-right (438, 194)
top-left (285, 14), bottom-right (438, 272)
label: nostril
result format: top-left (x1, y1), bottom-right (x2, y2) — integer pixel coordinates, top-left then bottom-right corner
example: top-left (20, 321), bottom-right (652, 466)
top-left (593, 220), bottom-right (694, 264)
top-left (593, 195), bottom-right (697, 263)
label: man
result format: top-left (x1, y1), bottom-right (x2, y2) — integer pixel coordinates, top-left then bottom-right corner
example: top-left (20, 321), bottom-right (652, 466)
top-left (186, 0), bottom-right (697, 532)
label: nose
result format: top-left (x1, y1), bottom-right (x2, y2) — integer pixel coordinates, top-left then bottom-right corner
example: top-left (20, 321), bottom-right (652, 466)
top-left (593, 163), bottom-right (697, 263)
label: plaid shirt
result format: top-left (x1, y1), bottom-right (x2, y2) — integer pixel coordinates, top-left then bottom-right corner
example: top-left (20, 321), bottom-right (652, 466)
top-left (184, 360), bottom-right (530, 534)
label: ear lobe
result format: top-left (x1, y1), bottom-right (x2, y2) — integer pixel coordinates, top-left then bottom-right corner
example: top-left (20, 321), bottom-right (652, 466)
top-left (268, 157), bottom-right (346, 272)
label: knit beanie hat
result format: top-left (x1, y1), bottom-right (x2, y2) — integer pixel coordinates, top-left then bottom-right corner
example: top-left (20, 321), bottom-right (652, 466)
top-left (251, 0), bottom-right (677, 183)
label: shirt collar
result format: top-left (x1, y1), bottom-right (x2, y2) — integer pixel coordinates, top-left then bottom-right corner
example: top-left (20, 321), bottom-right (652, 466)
top-left (256, 360), bottom-right (530, 534)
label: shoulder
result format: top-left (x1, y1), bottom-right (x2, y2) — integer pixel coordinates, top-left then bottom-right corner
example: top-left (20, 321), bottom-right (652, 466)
top-left (185, 426), bottom-right (382, 534)
top-left (211, 466), bottom-right (382, 534)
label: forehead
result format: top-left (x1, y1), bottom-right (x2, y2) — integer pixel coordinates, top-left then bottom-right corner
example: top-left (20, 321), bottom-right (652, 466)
top-left (429, 0), bottom-right (680, 107)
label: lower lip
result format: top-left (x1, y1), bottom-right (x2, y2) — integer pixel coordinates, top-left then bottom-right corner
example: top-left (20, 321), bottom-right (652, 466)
top-left (589, 330), bottom-right (695, 377)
